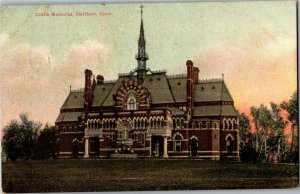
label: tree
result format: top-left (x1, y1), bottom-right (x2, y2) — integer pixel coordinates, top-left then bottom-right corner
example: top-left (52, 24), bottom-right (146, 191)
top-left (2, 113), bottom-right (41, 160)
top-left (250, 103), bottom-right (286, 162)
top-left (238, 112), bottom-right (257, 163)
top-left (35, 124), bottom-right (57, 159)
top-left (250, 107), bottom-right (260, 153)
top-left (269, 102), bottom-right (286, 156)
top-left (2, 120), bottom-right (23, 161)
top-left (281, 91), bottom-right (298, 163)
top-left (238, 112), bottom-right (251, 144)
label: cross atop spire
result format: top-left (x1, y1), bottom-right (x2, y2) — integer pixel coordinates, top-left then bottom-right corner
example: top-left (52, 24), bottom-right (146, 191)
top-left (135, 4), bottom-right (148, 84)
top-left (140, 4), bottom-right (144, 19)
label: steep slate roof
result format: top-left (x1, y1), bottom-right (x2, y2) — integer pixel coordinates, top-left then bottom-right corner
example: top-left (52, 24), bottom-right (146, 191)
top-left (193, 105), bottom-right (237, 117)
top-left (56, 74), bottom-right (237, 123)
top-left (101, 77), bottom-right (129, 106)
top-left (195, 80), bottom-right (233, 102)
top-left (167, 77), bottom-right (187, 102)
top-left (100, 73), bottom-right (176, 106)
top-left (56, 91), bottom-right (84, 123)
top-left (142, 74), bottom-right (175, 103)
top-left (56, 112), bottom-right (83, 123)
top-left (61, 91), bottom-right (84, 109)
top-left (167, 107), bottom-right (185, 116)
top-left (92, 83), bottom-right (115, 106)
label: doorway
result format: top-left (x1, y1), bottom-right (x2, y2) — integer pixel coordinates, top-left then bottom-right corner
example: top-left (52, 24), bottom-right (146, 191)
top-left (190, 138), bottom-right (198, 157)
top-left (151, 136), bottom-right (163, 157)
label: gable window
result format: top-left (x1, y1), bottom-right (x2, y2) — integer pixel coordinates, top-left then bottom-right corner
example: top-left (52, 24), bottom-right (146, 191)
top-left (126, 96), bottom-right (137, 110)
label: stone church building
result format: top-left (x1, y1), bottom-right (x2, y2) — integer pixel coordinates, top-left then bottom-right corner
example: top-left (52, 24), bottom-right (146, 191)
top-left (55, 7), bottom-right (239, 160)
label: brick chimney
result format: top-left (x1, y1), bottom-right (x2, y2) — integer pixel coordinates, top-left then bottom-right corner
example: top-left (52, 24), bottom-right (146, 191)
top-left (193, 67), bottom-right (199, 84)
top-left (186, 60), bottom-right (195, 121)
top-left (84, 69), bottom-right (93, 113)
top-left (96, 75), bottom-right (104, 85)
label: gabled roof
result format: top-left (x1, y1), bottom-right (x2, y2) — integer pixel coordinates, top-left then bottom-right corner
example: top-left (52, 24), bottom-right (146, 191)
top-left (142, 74), bottom-right (175, 103)
top-left (61, 91), bottom-right (84, 109)
top-left (167, 77), bottom-right (187, 102)
top-left (55, 112), bottom-right (83, 123)
top-left (92, 83), bottom-right (115, 106)
top-left (193, 105), bottom-right (237, 117)
top-left (195, 80), bottom-right (233, 102)
top-left (99, 73), bottom-right (176, 106)
top-left (56, 73), bottom-right (237, 123)
top-left (101, 77), bottom-right (129, 106)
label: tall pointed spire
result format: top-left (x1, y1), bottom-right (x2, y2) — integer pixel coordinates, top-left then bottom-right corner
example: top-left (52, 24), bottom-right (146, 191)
top-left (136, 4), bottom-right (148, 84)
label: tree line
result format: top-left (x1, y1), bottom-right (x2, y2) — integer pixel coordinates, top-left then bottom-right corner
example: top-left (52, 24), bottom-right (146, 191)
top-left (239, 91), bottom-right (298, 164)
top-left (2, 113), bottom-right (57, 161)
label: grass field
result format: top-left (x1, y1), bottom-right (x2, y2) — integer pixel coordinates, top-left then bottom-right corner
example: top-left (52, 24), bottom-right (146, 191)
top-left (2, 159), bottom-right (299, 192)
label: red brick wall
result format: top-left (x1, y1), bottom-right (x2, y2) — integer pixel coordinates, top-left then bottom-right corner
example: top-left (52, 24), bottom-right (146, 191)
top-left (58, 133), bottom-right (84, 156)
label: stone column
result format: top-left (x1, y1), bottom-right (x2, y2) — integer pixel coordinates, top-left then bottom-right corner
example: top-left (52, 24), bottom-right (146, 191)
top-left (163, 136), bottom-right (168, 158)
top-left (84, 137), bottom-right (89, 158)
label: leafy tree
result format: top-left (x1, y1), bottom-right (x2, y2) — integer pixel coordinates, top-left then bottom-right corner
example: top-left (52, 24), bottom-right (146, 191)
top-left (250, 103), bottom-right (286, 162)
top-left (238, 112), bottom-right (257, 163)
top-left (280, 91), bottom-right (298, 163)
top-left (2, 113), bottom-right (41, 160)
top-left (268, 102), bottom-right (286, 155)
top-left (2, 120), bottom-right (23, 161)
top-left (35, 124), bottom-right (57, 159)
top-left (238, 112), bottom-right (251, 143)
top-left (250, 107), bottom-right (260, 153)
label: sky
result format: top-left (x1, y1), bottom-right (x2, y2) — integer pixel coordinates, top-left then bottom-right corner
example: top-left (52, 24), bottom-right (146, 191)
top-left (0, 1), bottom-right (297, 130)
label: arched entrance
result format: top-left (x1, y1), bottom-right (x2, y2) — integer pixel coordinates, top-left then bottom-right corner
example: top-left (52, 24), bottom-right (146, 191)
top-left (151, 136), bottom-right (163, 157)
top-left (190, 138), bottom-right (198, 157)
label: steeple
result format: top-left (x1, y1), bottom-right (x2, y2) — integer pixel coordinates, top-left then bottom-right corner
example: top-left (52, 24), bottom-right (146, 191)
top-left (135, 4), bottom-right (148, 84)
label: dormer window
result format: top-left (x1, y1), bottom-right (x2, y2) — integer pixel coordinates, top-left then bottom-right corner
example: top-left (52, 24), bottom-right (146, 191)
top-left (127, 96), bottom-right (137, 110)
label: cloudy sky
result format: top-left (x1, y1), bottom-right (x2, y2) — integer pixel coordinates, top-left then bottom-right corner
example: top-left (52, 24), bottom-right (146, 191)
top-left (0, 1), bottom-right (297, 128)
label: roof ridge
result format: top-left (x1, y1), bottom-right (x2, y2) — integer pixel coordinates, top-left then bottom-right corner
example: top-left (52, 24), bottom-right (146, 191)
top-left (71, 88), bottom-right (84, 92)
top-left (104, 79), bottom-right (117, 84)
top-left (167, 74), bottom-right (187, 79)
top-left (198, 78), bottom-right (222, 83)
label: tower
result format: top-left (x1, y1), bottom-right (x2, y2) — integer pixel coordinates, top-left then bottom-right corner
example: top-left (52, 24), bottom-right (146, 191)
top-left (135, 4), bottom-right (148, 84)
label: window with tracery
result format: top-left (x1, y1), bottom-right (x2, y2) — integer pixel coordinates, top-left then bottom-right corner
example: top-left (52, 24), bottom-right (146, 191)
top-left (226, 136), bottom-right (233, 152)
top-left (126, 96), bottom-right (137, 110)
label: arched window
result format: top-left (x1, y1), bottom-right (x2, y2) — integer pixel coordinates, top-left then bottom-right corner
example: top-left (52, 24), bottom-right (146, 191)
top-left (153, 117), bottom-right (157, 128)
top-left (99, 120), bottom-right (102, 129)
top-left (180, 118), bottom-right (184, 129)
top-left (226, 136), bottom-right (233, 152)
top-left (87, 121), bottom-right (91, 130)
top-left (192, 122), bottom-right (196, 129)
top-left (175, 118), bottom-right (179, 129)
top-left (174, 135), bottom-right (182, 152)
top-left (173, 119), bottom-right (176, 129)
top-left (127, 96), bottom-right (137, 110)
top-left (225, 134), bottom-right (234, 153)
top-left (232, 120), bottom-right (236, 130)
top-left (199, 122), bottom-right (202, 129)
top-left (206, 122), bottom-right (210, 128)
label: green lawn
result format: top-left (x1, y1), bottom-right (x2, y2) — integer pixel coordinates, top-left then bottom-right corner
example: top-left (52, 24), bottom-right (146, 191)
top-left (2, 159), bottom-right (299, 192)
